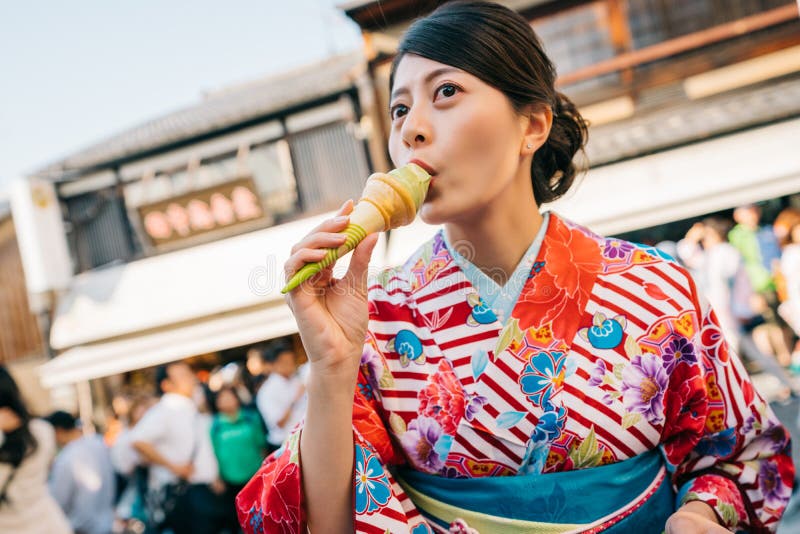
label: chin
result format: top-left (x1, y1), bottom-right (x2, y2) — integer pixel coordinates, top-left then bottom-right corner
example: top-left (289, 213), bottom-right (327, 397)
top-left (419, 203), bottom-right (447, 226)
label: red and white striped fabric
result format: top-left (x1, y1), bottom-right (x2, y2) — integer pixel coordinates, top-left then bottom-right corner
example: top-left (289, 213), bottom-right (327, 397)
top-left (237, 212), bottom-right (793, 533)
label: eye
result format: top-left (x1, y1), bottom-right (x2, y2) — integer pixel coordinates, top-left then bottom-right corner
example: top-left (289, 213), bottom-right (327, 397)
top-left (435, 83), bottom-right (460, 100)
top-left (390, 104), bottom-right (408, 121)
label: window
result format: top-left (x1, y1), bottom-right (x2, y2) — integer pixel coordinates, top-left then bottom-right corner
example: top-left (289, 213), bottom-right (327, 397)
top-left (626, 0), bottom-right (791, 49)
top-left (289, 121), bottom-right (370, 214)
top-left (532, 2), bottom-right (619, 93)
top-left (65, 190), bottom-right (137, 271)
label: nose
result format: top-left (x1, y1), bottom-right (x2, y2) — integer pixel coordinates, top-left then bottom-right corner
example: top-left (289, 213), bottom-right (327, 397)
top-left (401, 105), bottom-right (432, 148)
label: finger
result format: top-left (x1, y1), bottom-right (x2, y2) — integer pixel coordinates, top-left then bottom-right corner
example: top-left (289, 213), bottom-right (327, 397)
top-left (307, 264), bottom-right (335, 288)
top-left (342, 233), bottom-right (379, 295)
top-left (313, 198), bottom-right (354, 233)
top-left (337, 198), bottom-right (354, 216)
top-left (286, 264), bottom-right (334, 304)
top-left (290, 232), bottom-right (347, 255)
top-left (284, 248), bottom-right (330, 279)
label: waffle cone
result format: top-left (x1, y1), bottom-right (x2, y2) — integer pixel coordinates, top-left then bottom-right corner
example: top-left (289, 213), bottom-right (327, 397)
top-left (281, 163), bottom-right (430, 293)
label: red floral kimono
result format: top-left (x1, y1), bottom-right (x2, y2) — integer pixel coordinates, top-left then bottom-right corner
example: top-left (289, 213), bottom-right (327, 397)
top-left (237, 213), bottom-right (794, 533)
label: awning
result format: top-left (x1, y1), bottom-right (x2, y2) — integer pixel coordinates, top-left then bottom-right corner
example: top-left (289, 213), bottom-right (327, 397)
top-left (40, 302), bottom-right (296, 388)
top-left (548, 118), bottom-right (800, 235)
top-left (44, 209), bottom-right (387, 387)
top-left (50, 211), bottom-right (386, 350)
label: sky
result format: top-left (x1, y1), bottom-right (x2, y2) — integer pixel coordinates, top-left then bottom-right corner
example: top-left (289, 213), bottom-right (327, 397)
top-left (0, 0), bottom-right (363, 190)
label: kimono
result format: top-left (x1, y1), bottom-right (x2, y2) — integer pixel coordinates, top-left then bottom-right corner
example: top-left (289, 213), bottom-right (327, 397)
top-left (237, 212), bottom-right (794, 533)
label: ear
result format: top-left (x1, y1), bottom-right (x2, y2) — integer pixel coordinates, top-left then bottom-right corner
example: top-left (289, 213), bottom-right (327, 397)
top-left (520, 104), bottom-right (553, 156)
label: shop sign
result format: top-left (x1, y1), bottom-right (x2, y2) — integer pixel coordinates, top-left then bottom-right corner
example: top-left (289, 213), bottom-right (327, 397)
top-left (137, 177), bottom-right (265, 247)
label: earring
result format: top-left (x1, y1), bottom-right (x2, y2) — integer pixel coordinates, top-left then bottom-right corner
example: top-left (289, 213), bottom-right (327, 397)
top-left (526, 143), bottom-right (532, 149)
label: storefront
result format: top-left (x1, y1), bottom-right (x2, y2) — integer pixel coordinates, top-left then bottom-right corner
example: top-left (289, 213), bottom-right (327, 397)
top-left (12, 53), bottom-right (390, 420)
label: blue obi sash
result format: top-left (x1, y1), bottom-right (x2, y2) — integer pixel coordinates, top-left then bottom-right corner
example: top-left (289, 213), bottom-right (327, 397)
top-left (396, 449), bottom-right (674, 533)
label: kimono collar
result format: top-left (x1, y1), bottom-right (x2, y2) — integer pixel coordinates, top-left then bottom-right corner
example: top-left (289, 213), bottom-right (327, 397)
top-left (441, 212), bottom-right (550, 323)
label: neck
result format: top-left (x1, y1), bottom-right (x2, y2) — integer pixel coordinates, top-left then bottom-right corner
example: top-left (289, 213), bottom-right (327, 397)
top-left (64, 430), bottom-right (82, 445)
top-left (445, 192), bottom-right (543, 286)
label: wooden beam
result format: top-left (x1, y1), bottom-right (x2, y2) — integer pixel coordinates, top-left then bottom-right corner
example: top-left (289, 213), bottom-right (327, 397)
top-left (557, 3), bottom-right (800, 87)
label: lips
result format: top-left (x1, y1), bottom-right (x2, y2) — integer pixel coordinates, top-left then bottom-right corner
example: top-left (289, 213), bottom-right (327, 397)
top-left (409, 159), bottom-right (437, 176)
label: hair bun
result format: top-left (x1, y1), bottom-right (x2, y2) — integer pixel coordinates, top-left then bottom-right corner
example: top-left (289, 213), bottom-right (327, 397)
top-left (532, 92), bottom-right (588, 204)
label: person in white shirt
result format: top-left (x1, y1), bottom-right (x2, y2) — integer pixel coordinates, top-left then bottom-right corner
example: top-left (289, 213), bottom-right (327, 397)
top-left (256, 343), bottom-right (307, 449)
top-left (678, 219), bottom-right (751, 349)
top-left (679, 218), bottom-right (799, 396)
top-left (129, 362), bottom-right (222, 534)
top-left (0, 366), bottom-right (71, 534)
top-left (779, 222), bottom-right (800, 335)
top-left (46, 411), bottom-right (115, 534)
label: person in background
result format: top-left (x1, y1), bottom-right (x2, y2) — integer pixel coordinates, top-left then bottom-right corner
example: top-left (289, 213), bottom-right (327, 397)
top-left (728, 204), bottom-right (794, 366)
top-left (778, 217), bottom-right (800, 368)
top-left (245, 344), bottom-right (273, 400)
top-left (110, 394), bottom-right (156, 533)
top-left (0, 366), bottom-right (71, 534)
top-left (678, 219), bottom-right (748, 348)
top-left (729, 204), bottom-right (782, 295)
top-left (210, 385), bottom-right (266, 534)
top-left (772, 206), bottom-right (800, 251)
top-left (681, 219), bottom-right (799, 397)
top-left (255, 342), bottom-right (306, 451)
top-left (46, 411), bottom-right (115, 534)
top-left (129, 362), bottom-right (222, 534)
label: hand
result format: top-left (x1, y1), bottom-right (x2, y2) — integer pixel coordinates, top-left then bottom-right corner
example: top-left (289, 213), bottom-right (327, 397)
top-left (665, 502), bottom-right (728, 533)
top-left (283, 200), bottom-right (379, 379)
top-left (210, 479), bottom-right (226, 495)
top-left (685, 222), bottom-right (706, 243)
top-left (0, 408), bottom-right (22, 433)
top-left (169, 462), bottom-right (194, 480)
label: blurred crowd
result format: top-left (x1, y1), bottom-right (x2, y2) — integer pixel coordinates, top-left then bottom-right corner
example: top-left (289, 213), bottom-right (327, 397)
top-left (674, 204), bottom-right (800, 397)
top-left (0, 341), bottom-right (308, 534)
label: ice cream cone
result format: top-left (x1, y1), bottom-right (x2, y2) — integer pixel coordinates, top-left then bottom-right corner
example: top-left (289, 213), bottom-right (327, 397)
top-left (281, 163), bottom-right (430, 293)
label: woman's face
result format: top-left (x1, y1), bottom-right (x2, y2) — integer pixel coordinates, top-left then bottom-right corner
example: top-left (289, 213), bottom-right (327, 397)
top-left (388, 55), bottom-right (533, 225)
top-left (215, 389), bottom-right (239, 414)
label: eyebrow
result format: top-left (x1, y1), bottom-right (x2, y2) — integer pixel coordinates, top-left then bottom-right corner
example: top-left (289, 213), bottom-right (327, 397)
top-left (390, 67), bottom-right (461, 101)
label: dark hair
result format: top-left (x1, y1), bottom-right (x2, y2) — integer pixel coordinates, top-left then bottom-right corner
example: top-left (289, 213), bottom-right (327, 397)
top-left (390, 0), bottom-right (588, 205)
top-left (44, 410), bottom-right (78, 431)
top-left (0, 367), bottom-right (38, 467)
top-left (154, 365), bottom-right (169, 396)
top-left (702, 217), bottom-right (733, 241)
top-left (213, 385), bottom-right (242, 412)
top-left (262, 340), bottom-right (294, 364)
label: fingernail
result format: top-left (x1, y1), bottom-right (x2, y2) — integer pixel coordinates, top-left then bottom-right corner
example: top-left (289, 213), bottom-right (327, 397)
top-left (334, 215), bottom-right (349, 223)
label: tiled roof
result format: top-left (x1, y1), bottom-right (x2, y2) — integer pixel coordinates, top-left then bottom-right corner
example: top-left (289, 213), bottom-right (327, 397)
top-left (587, 74), bottom-right (800, 166)
top-left (36, 53), bottom-right (364, 178)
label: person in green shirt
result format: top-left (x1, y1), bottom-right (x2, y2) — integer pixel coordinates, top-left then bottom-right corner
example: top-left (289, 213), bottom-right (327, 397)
top-left (210, 385), bottom-right (267, 533)
top-left (728, 204), bottom-right (794, 367)
top-left (728, 204), bottom-right (781, 294)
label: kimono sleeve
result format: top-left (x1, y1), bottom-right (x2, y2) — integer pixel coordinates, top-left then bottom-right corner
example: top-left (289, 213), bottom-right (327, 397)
top-left (235, 333), bottom-right (434, 534)
top-left (660, 292), bottom-right (794, 532)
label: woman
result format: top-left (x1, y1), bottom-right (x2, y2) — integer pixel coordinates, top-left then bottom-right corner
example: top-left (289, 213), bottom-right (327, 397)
top-left (111, 394), bottom-right (156, 533)
top-left (0, 366), bottom-right (72, 534)
top-left (210, 385), bottom-right (266, 533)
top-left (236, 2), bottom-right (794, 532)
top-left (778, 218), bottom-right (800, 359)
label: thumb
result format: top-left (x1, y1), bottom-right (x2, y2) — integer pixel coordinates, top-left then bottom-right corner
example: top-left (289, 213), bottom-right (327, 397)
top-left (343, 233), bottom-right (379, 294)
